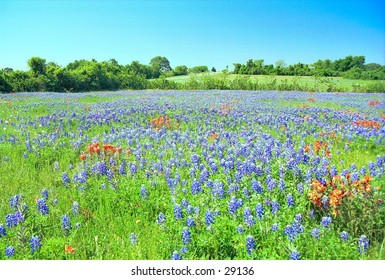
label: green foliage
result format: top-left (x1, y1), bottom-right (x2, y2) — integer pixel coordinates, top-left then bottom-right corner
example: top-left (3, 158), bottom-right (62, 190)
top-left (189, 65), bottom-right (209, 74)
top-left (172, 65), bottom-right (188, 76)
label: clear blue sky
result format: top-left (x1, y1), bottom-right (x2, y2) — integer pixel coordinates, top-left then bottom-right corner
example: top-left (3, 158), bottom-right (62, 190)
top-left (0, 0), bottom-right (384, 71)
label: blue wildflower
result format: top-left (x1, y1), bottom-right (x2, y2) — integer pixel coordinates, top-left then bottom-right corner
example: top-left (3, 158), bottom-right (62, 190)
top-left (290, 251), bottom-right (301, 260)
top-left (37, 198), bottom-right (49, 215)
top-left (244, 215), bottom-right (256, 227)
top-left (174, 204), bottom-right (183, 220)
top-left (9, 194), bottom-right (22, 210)
top-left (62, 215), bottom-right (71, 234)
top-left (0, 224), bottom-right (6, 237)
top-left (246, 235), bottom-right (256, 254)
top-left (180, 247), bottom-right (188, 254)
top-left (311, 228), bottom-right (320, 240)
top-left (157, 212), bottom-right (166, 224)
top-left (321, 216), bottom-right (332, 228)
top-left (72, 202), bottom-right (80, 216)
top-left (340, 231), bottom-right (350, 241)
top-left (255, 203), bottom-right (264, 220)
top-left (191, 180), bottom-right (202, 195)
top-left (286, 194), bottom-right (295, 207)
top-left (358, 235), bottom-right (369, 254)
top-left (5, 246), bottom-right (15, 258)
top-left (182, 227), bottom-right (191, 245)
top-left (271, 200), bottom-right (280, 215)
top-left (270, 223), bottom-right (279, 232)
top-left (30, 236), bottom-right (42, 253)
top-left (172, 250), bottom-right (181, 260)
top-left (186, 216), bottom-right (195, 227)
top-left (140, 185), bottom-right (148, 199)
top-left (205, 210), bottom-right (215, 226)
top-left (251, 179), bottom-right (263, 194)
top-left (237, 225), bottom-right (244, 234)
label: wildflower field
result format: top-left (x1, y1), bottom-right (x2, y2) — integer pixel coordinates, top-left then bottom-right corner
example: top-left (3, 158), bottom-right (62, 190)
top-left (0, 90), bottom-right (384, 260)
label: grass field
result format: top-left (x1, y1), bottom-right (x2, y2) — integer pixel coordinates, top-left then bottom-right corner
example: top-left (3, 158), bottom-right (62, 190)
top-left (163, 73), bottom-right (385, 92)
top-left (0, 90), bottom-right (384, 260)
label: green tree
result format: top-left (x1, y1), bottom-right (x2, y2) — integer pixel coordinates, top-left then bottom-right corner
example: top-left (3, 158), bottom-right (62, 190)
top-left (27, 57), bottom-right (47, 77)
top-left (173, 65), bottom-right (188, 76)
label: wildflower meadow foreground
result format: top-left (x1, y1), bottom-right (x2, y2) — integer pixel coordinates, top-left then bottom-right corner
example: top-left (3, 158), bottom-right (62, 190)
top-left (0, 90), bottom-right (384, 260)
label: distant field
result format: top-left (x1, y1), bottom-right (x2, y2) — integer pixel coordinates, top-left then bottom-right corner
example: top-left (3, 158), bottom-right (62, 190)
top-left (164, 73), bottom-right (385, 92)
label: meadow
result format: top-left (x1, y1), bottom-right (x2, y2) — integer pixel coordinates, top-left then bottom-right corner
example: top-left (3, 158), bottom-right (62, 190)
top-left (0, 90), bottom-right (384, 260)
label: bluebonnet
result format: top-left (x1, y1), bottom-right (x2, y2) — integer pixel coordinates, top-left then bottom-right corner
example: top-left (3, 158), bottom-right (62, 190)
top-left (53, 199), bottom-right (58, 205)
top-left (172, 251), bottom-right (181, 260)
top-left (321, 217), bottom-right (332, 228)
top-left (246, 235), bottom-right (256, 254)
top-left (311, 228), bottom-right (320, 240)
top-left (244, 215), bottom-right (256, 227)
top-left (358, 235), bottom-right (369, 254)
top-left (37, 198), bottom-right (49, 215)
top-left (295, 214), bottom-right (302, 223)
top-left (255, 203), bottom-right (264, 220)
top-left (72, 202), bottom-right (80, 216)
top-left (212, 181), bottom-right (225, 199)
top-left (360, 167), bottom-right (367, 177)
top-left (229, 196), bottom-right (239, 215)
top-left (173, 204), bottom-right (183, 220)
top-left (181, 199), bottom-right (190, 209)
top-left (5, 246), bottom-right (15, 258)
top-left (107, 169), bottom-right (114, 181)
top-left (290, 251), bottom-right (301, 260)
top-left (199, 168), bottom-right (209, 182)
top-left (191, 180), bottom-right (202, 195)
top-left (130, 232), bottom-right (137, 245)
top-left (205, 210), bottom-right (215, 226)
top-left (6, 213), bottom-right (23, 228)
top-left (157, 212), bottom-right (166, 224)
top-left (9, 194), bottom-right (22, 210)
top-left (140, 185), bottom-right (148, 199)
top-left (130, 163), bottom-right (138, 175)
top-left (0, 224), bottom-right (6, 237)
top-left (96, 161), bottom-right (108, 176)
top-left (279, 179), bottom-right (286, 192)
top-left (284, 220), bottom-right (304, 242)
top-left (271, 201), bottom-right (280, 215)
top-left (340, 231), bottom-right (349, 241)
top-left (243, 207), bottom-right (252, 218)
top-left (251, 179), bottom-right (263, 194)
top-left (368, 162), bottom-right (376, 177)
top-left (180, 247), bottom-right (188, 255)
top-left (30, 236), bottom-right (42, 253)
top-left (186, 216), bottom-right (195, 227)
top-left (237, 225), bottom-right (244, 234)
top-left (267, 177), bottom-right (276, 192)
top-left (270, 224), bottom-right (279, 232)
top-left (321, 196), bottom-right (329, 208)
top-left (351, 172), bottom-right (359, 182)
top-left (62, 215), bottom-right (72, 234)
top-left (182, 227), bottom-right (191, 245)
top-left (119, 162), bottom-right (126, 175)
top-left (286, 194), bottom-right (295, 207)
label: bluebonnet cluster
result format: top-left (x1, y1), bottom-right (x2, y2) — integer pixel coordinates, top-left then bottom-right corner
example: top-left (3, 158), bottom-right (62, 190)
top-left (37, 198), bottom-right (49, 215)
top-left (30, 236), bottom-right (42, 253)
top-left (186, 216), bottom-right (195, 227)
top-left (290, 251), bottom-right (301, 260)
top-left (270, 224), bottom-right (279, 232)
top-left (358, 235), bottom-right (369, 254)
top-left (62, 215), bottom-right (72, 234)
top-left (0, 224), bottom-right (6, 237)
top-left (284, 219), bottom-right (304, 242)
top-left (205, 210), bottom-right (215, 226)
top-left (237, 225), bottom-right (244, 234)
top-left (271, 201), bottom-right (280, 215)
top-left (246, 235), bottom-right (256, 254)
top-left (5, 246), bottom-right (15, 258)
top-left (321, 217), bottom-right (332, 229)
top-left (140, 185), bottom-right (148, 199)
top-left (172, 251), bottom-right (181, 260)
top-left (340, 231), bottom-right (349, 241)
top-left (286, 194), bottom-right (295, 207)
top-left (9, 194), bottom-right (22, 210)
top-left (311, 228), bottom-right (320, 240)
top-left (72, 202), bottom-right (80, 216)
top-left (174, 204), bottom-right (183, 220)
top-left (182, 227), bottom-right (191, 245)
top-left (255, 203), bottom-right (264, 220)
top-left (157, 212), bottom-right (166, 224)
top-left (6, 212), bottom-right (24, 228)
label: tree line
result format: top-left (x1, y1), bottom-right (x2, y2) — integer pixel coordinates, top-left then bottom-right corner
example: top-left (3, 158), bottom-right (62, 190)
top-left (0, 55), bottom-right (384, 93)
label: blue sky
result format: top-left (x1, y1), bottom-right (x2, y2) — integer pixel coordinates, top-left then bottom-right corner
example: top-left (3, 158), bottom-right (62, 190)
top-left (0, 0), bottom-right (384, 71)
